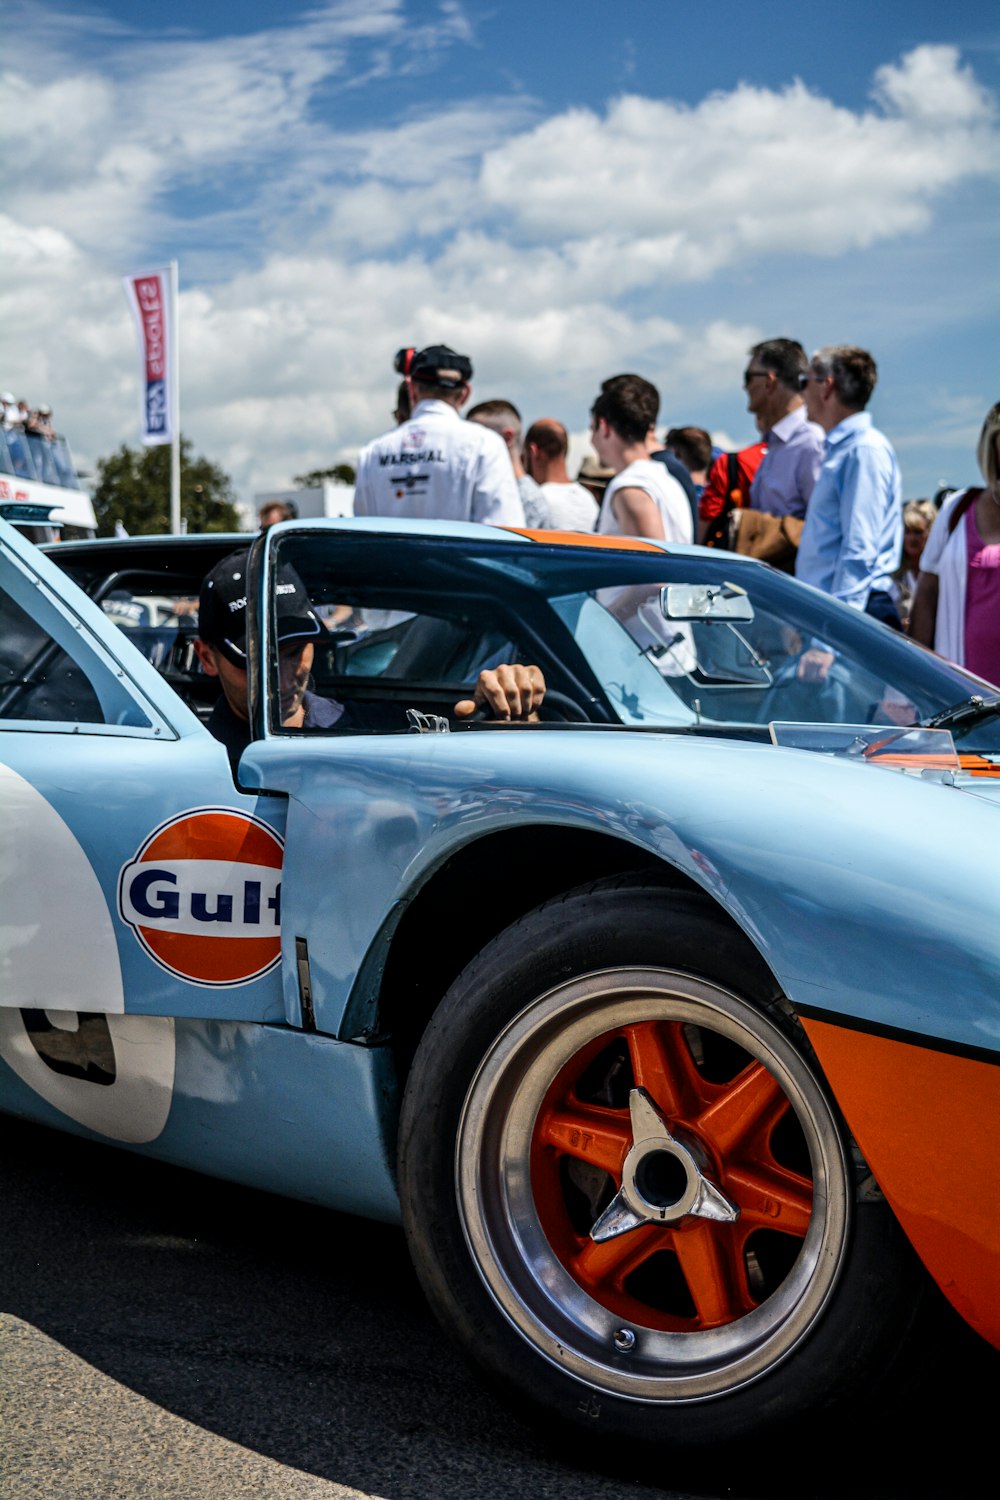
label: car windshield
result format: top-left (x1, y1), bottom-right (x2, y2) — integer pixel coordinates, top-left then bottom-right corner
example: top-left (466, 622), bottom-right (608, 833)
top-left (551, 553), bottom-right (1000, 743)
top-left (259, 531), bottom-right (1000, 749)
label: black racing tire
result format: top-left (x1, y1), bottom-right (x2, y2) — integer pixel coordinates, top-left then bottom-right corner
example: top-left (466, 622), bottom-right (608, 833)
top-left (397, 880), bottom-right (926, 1453)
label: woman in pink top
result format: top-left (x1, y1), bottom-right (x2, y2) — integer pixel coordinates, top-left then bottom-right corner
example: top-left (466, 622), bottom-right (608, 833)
top-left (911, 402), bottom-right (1000, 687)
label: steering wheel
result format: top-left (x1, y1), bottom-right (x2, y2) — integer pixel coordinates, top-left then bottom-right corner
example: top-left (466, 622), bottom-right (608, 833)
top-left (760, 656), bottom-right (851, 724)
top-left (464, 688), bottom-right (593, 725)
top-left (536, 688), bottom-right (593, 723)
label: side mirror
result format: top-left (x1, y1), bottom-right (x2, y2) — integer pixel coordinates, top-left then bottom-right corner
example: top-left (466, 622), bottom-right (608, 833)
top-left (662, 583), bottom-right (755, 623)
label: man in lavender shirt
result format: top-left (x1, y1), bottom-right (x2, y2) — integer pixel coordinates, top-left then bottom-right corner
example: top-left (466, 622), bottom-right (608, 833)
top-left (744, 339), bottom-right (824, 519)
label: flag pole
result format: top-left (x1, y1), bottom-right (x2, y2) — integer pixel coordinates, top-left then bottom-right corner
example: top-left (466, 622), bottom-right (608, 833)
top-left (169, 258), bottom-right (181, 534)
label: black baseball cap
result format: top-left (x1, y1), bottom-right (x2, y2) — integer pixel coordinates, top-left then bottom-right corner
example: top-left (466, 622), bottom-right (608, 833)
top-left (198, 549), bottom-right (322, 667)
top-left (410, 344), bottom-right (473, 388)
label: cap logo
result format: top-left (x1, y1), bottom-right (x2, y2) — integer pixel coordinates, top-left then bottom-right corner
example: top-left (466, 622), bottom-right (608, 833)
top-left (118, 808), bottom-right (284, 987)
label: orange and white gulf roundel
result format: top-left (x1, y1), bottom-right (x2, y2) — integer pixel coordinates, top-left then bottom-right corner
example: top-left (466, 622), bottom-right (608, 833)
top-left (118, 807), bottom-right (284, 986)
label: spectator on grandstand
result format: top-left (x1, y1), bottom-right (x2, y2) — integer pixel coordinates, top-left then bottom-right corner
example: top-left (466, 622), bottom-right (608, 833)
top-left (1, 394), bottom-right (21, 429)
top-left (590, 375), bottom-right (692, 543)
top-left (523, 419), bottom-right (597, 531)
top-left (353, 345), bottom-right (524, 527)
top-left (26, 404), bottom-right (56, 440)
top-left (467, 399), bottom-right (550, 528)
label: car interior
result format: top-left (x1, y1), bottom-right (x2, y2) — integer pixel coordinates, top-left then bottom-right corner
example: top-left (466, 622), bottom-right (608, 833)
top-left (45, 550), bottom-right (609, 733)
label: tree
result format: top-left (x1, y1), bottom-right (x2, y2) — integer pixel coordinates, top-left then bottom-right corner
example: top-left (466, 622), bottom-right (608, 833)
top-left (292, 463), bottom-right (356, 488)
top-left (92, 438), bottom-right (241, 536)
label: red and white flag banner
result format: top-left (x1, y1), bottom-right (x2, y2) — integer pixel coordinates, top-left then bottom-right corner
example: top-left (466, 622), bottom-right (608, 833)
top-left (122, 267), bottom-right (175, 447)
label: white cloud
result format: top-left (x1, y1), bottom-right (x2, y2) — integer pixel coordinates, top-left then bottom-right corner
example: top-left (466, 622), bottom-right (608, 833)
top-left (0, 9), bottom-right (997, 502)
top-left (872, 44), bottom-right (996, 126)
top-left (478, 49), bottom-right (999, 269)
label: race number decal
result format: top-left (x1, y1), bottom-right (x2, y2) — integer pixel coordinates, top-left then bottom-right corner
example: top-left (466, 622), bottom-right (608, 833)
top-left (118, 808), bottom-right (284, 987)
top-left (0, 761), bottom-right (126, 1013)
top-left (0, 1009), bottom-right (175, 1143)
top-left (0, 762), bottom-right (174, 1141)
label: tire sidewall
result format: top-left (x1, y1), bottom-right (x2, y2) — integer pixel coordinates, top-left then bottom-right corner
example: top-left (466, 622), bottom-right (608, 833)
top-left (398, 884), bottom-right (921, 1450)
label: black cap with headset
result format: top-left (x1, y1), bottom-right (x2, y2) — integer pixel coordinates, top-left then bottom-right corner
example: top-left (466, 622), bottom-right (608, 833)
top-left (198, 549), bottom-right (322, 667)
top-left (394, 344), bottom-right (473, 390)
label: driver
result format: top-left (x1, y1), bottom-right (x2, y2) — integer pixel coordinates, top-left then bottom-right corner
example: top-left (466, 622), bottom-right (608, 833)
top-left (193, 550), bottom-right (546, 773)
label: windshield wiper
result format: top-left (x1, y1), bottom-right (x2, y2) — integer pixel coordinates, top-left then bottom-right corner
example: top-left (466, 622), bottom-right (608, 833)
top-left (923, 694), bottom-right (1000, 730)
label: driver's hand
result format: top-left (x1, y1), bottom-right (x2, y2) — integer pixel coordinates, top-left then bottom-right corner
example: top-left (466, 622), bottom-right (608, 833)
top-left (797, 648), bottom-right (835, 683)
top-left (454, 664), bottom-right (546, 721)
top-left (876, 693), bottom-right (918, 726)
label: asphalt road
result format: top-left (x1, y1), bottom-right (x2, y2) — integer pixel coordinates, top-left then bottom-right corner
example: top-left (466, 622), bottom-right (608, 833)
top-left (0, 1115), bottom-right (992, 1500)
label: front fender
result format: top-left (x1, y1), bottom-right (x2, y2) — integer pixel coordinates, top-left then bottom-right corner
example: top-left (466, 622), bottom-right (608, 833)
top-left (243, 730), bottom-right (1000, 1059)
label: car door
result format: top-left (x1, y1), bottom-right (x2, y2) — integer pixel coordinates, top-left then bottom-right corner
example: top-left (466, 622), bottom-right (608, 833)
top-left (0, 522), bottom-right (288, 1050)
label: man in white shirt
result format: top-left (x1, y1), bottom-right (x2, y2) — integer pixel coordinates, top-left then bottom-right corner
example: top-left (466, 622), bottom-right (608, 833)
top-left (589, 375), bottom-right (692, 543)
top-left (524, 419), bottom-right (598, 531)
top-left (354, 346), bottom-right (524, 527)
top-left (466, 398), bottom-right (549, 528)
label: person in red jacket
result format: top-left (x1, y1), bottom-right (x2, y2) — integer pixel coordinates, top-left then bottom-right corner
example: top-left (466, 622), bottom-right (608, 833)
top-left (698, 441), bottom-right (767, 545)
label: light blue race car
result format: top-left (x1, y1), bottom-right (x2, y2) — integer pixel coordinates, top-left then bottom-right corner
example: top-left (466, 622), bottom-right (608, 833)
top-left (2, 511), bottom-right (999, 1455)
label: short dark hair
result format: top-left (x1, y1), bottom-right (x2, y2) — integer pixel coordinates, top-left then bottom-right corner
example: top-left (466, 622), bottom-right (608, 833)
top-left (592, 374), bottom-right (659, 445)
top-left (466, 400), bottom-right (522, 442)
top-left (812, 346), bottom-right (878, 410)
top-left (665, 426), bottom-right (712, 473)
top-left (259, 499), bottom-right (293, 522)
top-left (525, 419), bottom-right (568, 459)
top-left (749, 339), bottom-right (809, 392)
top-left (466, 398), bottom-right (520, 425)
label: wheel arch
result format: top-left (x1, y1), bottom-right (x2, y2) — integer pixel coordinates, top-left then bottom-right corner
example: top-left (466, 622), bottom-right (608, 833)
top-left (357, 826), bottom-right (781, 1079)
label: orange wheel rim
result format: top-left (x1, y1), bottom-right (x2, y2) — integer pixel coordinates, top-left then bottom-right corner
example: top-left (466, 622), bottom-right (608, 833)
top-left (530, 1018), bottom-right (814, 1332)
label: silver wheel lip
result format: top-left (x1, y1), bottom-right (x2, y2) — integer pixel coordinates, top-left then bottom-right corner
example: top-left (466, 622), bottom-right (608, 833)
top-left (455, 967), bottom-right (851, 1405)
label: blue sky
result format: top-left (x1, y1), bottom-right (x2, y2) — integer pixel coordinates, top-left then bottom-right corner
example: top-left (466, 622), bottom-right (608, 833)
top-left (2, 0), bottom-right (998, 506)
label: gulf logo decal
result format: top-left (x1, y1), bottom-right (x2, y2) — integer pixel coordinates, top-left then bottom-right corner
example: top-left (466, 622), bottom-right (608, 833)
top-left (118, 808), bottom-right (284, 987)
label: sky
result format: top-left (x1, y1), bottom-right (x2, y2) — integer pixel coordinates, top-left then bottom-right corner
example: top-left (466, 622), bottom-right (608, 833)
top-left (2, 0), bottom-right (999, 510)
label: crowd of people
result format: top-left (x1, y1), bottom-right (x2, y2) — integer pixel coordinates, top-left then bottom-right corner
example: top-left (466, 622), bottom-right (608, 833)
top-left (1, 388), bottom-right (79, 491)
top-left (2, 391), bottom-right (58, 441)
top-left (348, 342), bottom-right (999, 685)
top-left (186, 339), bottom-right (1000, 773)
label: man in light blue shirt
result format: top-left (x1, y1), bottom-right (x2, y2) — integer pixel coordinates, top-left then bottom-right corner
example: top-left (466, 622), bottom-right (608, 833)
top-left (745, 339), bottom-right (824, 520)
top-left (795, 345), bottom-right (903, 628)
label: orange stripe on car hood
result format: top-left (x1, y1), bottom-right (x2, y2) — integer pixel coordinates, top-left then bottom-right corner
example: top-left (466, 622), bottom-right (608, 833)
top-left (503, 528), bottom-right (665, 552)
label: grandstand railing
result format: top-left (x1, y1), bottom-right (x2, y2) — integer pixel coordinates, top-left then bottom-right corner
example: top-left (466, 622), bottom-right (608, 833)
top-left (0, 429), bottom-right (80, 489)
